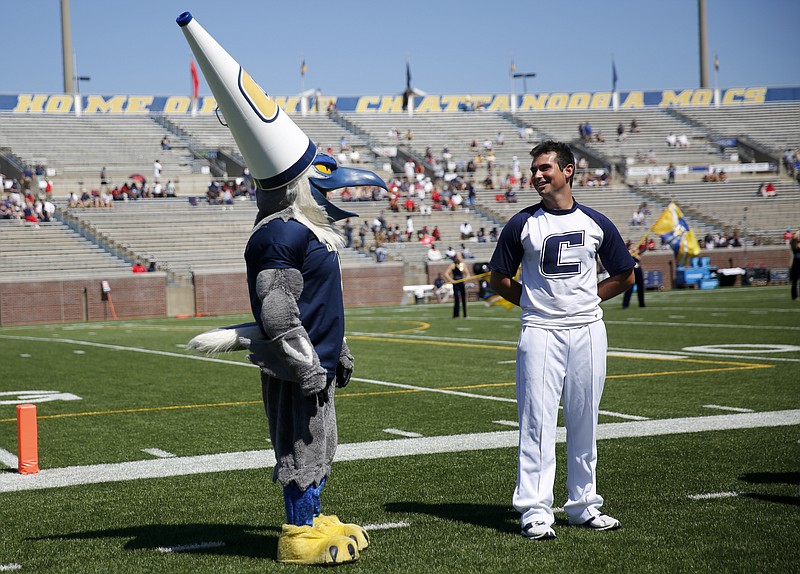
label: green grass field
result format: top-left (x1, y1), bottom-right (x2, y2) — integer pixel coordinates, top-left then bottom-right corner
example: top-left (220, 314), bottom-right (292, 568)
top-left (1, 285), bottom-right (798, 573)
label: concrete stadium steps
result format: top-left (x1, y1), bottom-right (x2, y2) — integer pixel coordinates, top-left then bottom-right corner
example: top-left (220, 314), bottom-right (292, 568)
top-left (337, 110), bottom-right (535, 178)
top-left (162, 112), bottom-right (381, 172)
top-left (0, 113), bottom-right (195, 182)
top-left (632, 178), bottom-right (800, 240)
top-left (0, 220), bottom-right (130, 279)
top-left (514, 107), bottom-right (718, 166)
top-left (60, 199), bottom-right (374, 279)
top-left (676, 102), bottom-right (800, 154)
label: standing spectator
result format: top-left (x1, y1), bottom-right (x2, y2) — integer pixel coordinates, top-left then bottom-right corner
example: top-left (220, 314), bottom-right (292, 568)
top-left (489, 141), bottom-right (634, 540)
top-left (100, 166), bottom-right (109, 189)
top-left (630, 118), bottom-right (640, 133)
top-left (790, 228), bottom-right (800, 301)
top-left (667, 163), bottom-right (676, 184)
top-left (444, 252), bottom-right (470, 318)
top-left (153, 159), bottom-right (163, 183)
top-left (622, 240), bottom-right (646, 309)
top-left (616, 123), bottom-right (625, 141)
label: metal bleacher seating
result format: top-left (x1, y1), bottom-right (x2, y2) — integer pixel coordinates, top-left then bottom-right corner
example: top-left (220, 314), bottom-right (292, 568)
top-left (2, 101), bottom-right (799, 287)
top-left (0, 219), bottom-right (130, 281)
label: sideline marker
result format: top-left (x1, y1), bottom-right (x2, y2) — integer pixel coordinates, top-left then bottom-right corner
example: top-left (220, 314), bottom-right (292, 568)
top-left (16, 404), bottom-right (39, 474)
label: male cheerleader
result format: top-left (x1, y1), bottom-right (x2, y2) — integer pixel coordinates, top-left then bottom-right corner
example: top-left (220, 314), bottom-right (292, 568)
top-left (489, 141), bottom-right (635, 540)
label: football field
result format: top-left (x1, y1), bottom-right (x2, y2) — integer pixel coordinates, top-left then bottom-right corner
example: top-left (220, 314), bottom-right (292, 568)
top-left (1, 285), bottom-right (798, 573)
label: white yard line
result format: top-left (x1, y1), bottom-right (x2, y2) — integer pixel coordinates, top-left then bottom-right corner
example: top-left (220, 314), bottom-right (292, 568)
top-left (383, 429), bottom-right (423, 438)
top-left (363, 521), bottom-right (411, 531)
top-left (0, 448), bottom-right (19, 469)
top-left (156, 541), bottom-right (225, 553)
top-left (702, 405), bottom-right (755, 413)
top-left (353, 377), bottom-right (517, 403)
top-left (688, 491), bottom-right (741, 500)
top-left (1, 409), bottom-right (797, 493)
top-left (142, 448), bottom-right (177, 458)
top-left (0, 564), bottom-right (23, 572)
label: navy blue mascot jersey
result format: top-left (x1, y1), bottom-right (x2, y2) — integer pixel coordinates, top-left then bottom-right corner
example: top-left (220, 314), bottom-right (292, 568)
top-left (245, 217), bottom-right (344, 378)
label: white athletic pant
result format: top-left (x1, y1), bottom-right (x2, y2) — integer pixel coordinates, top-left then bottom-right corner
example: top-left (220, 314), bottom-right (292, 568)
top-left (513, 320), bottom-right (607, 527)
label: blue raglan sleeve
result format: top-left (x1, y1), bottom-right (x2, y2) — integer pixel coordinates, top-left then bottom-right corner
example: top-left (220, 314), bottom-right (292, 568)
top-left (594, 212), bottom-right (636, 277)
top-left (489, 210), bottom-right (529, 278)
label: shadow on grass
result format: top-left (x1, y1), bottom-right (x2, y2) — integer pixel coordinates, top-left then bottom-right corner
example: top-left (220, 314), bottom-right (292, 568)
top-left (30, 523), bottom-right (281, 558)
top-left (384, 501), bottom-right (554, 534)
top-left (739, 471), bottom-right (800, 507)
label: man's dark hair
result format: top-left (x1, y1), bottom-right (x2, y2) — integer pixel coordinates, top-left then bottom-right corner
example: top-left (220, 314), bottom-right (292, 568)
top-left (530, 140), bottom-right (575, 185)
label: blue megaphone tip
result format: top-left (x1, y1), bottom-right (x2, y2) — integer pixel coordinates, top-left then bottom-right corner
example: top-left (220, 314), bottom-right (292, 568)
top-left (176, 12), bottom-right (193, 27)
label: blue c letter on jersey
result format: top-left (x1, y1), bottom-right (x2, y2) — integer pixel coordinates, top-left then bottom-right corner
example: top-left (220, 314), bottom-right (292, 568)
top-left (541, 231), bottom-right (585, 277)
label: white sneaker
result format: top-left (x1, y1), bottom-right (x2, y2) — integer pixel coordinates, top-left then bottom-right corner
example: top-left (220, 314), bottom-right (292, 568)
top-left (521, 520), bottom-right (556, 540)
top-left (578, 513), bottom-right (621, 531)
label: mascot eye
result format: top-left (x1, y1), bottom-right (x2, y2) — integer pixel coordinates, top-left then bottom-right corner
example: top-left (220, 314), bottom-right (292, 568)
top-left (315, 163), bottom-right (333, 175)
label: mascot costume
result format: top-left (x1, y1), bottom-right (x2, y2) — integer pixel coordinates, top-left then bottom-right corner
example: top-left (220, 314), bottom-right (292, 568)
top-left (177, 12), bottom-right (386, 565)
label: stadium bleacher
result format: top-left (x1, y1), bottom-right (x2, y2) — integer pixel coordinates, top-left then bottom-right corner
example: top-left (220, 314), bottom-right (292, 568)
top-left (2, 101), bottom-right (799, 293)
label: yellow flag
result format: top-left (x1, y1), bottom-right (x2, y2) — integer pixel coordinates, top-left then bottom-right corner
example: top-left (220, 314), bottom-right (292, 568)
top-left (651, 202), bottom-right (701, 265)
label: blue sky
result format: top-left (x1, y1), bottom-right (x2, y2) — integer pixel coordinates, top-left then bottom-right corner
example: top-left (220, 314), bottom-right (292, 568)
top-left (3, 0), bottom-right (798, 97)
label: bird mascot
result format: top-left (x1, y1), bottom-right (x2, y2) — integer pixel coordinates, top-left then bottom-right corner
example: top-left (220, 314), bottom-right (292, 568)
top-left (177, 12), bottom-right (386, 565)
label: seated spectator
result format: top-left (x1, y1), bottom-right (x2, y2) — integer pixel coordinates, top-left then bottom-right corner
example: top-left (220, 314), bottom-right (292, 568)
top-left (161, 135), bottom-right (171, 150)
top-left (460, 243), bottom-right (475, 259)
top-left (132, 261), bottom-right (147, 273)
top-left (630, 118), bottom-right (640, 133)
top-left (374, 244), bottom-right (388, 263)
top-left (666, 133), bottom-right (677, 147)
top-left (594, 131), bottom-right (605, 143)
top-left (460, 221), bottom-right (474, 240)
top-left (426, 243), bottom-right (443, 261)
top-left (489, 227), bottom-right (498, 242)
top-left (445, 245), bottom-right (457, 260)
top-left (758, 182), bottom-right (777, 198)
top-left (677, 134), bottom-right (690, 147)
top-left (505, 189), bottom-right (517, 203)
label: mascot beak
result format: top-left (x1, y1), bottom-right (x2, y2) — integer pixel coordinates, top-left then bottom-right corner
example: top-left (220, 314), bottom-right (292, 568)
top-left (308, 154), bottom-right (387, 221)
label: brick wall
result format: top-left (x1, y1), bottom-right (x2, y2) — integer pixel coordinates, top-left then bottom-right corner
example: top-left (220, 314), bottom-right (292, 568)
top-left (0, 273), bottom-right (167, 326)
top-left (1, 247), bottom-right (790, 326)
top-left (193, 263), bottom-right (405, 316)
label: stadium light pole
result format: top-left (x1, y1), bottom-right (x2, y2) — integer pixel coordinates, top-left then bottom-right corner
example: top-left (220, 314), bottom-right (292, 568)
top-left (513, 73), bottom-right (536, 94)
top-left (61, 0), bottom-right (74, 94)
top-left (698, 0), bottom-right (709, 88)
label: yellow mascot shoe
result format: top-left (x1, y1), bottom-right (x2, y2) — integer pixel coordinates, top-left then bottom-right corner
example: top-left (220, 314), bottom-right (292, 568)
top-left (277, 524), bottom-right (359, 565)
top-left (313, 514), bottom-right (370, 552)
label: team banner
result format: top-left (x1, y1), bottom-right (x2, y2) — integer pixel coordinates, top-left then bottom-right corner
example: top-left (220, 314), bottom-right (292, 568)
top-left (1, 86), bottom-right (799, 114)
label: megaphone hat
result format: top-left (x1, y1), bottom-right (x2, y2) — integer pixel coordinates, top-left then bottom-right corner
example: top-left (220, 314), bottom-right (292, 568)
top-left (177, 11), bottom-right (315, 190)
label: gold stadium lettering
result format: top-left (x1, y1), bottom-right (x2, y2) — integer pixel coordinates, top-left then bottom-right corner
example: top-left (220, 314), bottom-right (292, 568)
top-left (13, 94), bottom-right (49, 113)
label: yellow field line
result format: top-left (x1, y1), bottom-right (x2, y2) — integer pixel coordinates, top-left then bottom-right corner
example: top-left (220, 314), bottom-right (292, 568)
top-left (348, 334), bottom-right (514, 351)
top-left (0, 357), bottom-right (771, 423)
top-left (384, 321), bottom-right (431, 335)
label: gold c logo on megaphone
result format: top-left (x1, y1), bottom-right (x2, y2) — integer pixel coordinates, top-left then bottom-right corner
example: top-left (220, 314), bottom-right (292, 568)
top-left (239, 68), bottom-right (279, 123)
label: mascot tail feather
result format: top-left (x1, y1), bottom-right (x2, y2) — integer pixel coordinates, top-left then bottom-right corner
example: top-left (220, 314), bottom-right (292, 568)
top-left (188, 322), bottom-right (264, 354)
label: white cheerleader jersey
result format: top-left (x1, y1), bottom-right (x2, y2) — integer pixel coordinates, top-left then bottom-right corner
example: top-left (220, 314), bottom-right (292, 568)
top-left (489, 201), bottom-right (635, 328)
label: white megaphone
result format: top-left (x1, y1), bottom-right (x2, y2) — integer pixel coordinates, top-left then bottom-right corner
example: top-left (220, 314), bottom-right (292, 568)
top-left (177, 11), bottom-right (315, 190)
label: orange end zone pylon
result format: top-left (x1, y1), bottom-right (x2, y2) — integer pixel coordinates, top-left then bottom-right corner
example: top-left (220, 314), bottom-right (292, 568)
top-left (17, 403), bottom-right (39, 474)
